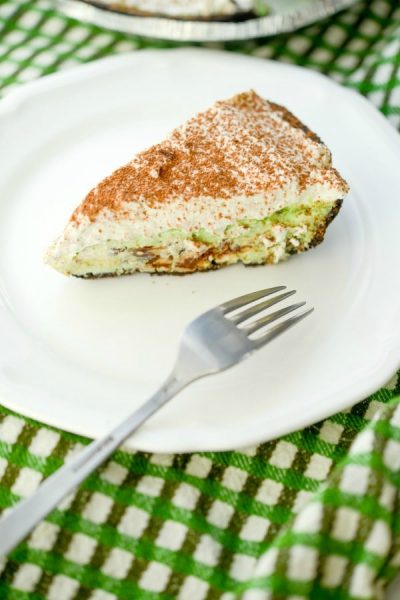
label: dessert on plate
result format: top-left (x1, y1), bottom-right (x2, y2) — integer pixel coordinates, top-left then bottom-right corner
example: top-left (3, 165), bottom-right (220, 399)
top-left (45, 90), bottom-right (349, 278)
top-left (93, 0), bottom-right (269, 19)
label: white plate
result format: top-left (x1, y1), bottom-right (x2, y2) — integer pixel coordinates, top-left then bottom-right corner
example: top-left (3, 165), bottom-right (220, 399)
top-left (0, 49), bottom-right (399, 453)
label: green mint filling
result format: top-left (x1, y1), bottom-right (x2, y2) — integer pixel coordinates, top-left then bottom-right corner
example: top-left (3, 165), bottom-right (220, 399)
top-left (192, 228), bottom-right (221, 245)
top-left (111, 201), bottom-right (333, 250)
top-left (73, 201), bottom-right (334, 272)
top-left (227, 201), bottom-right (333, 246)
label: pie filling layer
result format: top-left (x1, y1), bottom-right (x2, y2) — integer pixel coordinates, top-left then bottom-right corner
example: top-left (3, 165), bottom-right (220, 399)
top-left (53, 200), bottom-right (341, 277)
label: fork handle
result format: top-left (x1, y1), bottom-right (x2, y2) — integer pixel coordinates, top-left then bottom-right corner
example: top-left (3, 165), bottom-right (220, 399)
top-left (0, 372), bottom-right (188, 557)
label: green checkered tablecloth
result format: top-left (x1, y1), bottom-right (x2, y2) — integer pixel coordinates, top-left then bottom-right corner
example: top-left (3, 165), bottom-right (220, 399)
top-left (0, 1), bottom-right (400, 599)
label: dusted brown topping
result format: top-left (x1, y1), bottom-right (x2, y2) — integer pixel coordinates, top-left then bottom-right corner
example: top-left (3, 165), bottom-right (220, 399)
top-left (267, 101), bottom-right (323, 144)
top-left (72, 90), bottom-right (348, 223)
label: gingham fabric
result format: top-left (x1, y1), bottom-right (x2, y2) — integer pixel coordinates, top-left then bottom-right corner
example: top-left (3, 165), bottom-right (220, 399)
top-left (0, 1), bottom-right (399, 598)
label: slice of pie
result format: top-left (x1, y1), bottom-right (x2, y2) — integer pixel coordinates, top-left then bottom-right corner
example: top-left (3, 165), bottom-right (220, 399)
top-left (45, 91), bottom-right (349, 278)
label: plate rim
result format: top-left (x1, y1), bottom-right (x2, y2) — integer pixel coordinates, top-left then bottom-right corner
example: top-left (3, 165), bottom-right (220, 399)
top-left (0, 48), bottom-right (399, 452)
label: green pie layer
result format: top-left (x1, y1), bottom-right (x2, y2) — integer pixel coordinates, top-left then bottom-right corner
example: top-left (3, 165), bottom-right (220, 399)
top-left (62, 200), bottom-right (342, 277)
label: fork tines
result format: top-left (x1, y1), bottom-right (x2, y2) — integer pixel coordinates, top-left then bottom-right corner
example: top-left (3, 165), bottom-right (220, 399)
top-left (222, 286), bottom-right (313, 345)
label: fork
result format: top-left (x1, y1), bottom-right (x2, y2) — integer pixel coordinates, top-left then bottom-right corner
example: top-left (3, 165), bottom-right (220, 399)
top-left (0, 286), bottom-right (312, 556)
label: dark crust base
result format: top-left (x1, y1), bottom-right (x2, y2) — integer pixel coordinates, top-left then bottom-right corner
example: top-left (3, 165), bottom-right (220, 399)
top-left (74, 199), bottom-right (343, 279)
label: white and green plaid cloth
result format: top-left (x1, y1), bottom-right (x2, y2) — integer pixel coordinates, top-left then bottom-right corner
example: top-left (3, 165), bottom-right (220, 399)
top-left (0, 1), bottom-right (400, 599)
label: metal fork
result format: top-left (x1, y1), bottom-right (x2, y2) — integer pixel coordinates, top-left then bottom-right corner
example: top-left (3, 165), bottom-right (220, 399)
top-left (0, 286), bottom-right (312, 556)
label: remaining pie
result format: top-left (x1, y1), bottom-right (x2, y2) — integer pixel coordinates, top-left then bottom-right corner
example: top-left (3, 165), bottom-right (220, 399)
top-left (45, 90), bottom-right (349, 278)
top-left (93, 0), bottom-right (268, 20)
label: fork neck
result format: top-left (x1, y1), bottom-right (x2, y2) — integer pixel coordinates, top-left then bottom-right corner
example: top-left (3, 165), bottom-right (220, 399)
top-left (154, 370), bottom-right (190, 405)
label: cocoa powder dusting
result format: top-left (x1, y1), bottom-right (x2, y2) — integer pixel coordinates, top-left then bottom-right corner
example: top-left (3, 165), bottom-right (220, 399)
top-left (72, 90), bottom-right (348, 223)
